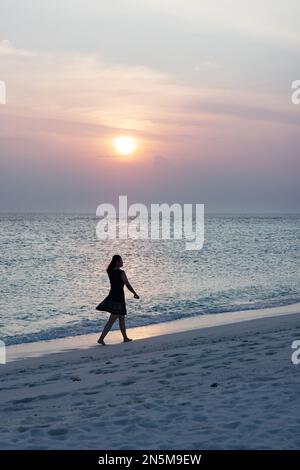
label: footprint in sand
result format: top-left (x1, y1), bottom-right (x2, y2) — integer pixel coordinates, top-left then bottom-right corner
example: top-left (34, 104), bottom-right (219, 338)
top-left (48, 428), bottom-right (68, 437)
top-left (120, 378), bottom-right (136, 386)
top-left (18, 426), bottom-right (29, 433)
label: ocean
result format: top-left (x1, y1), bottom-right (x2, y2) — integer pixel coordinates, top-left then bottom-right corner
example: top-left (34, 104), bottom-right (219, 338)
top-left (1, 214), bottom-right (299, 346)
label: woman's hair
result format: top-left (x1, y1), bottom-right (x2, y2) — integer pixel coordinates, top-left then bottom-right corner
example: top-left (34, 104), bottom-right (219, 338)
top-left (107, 254), bottom-right (122, 274)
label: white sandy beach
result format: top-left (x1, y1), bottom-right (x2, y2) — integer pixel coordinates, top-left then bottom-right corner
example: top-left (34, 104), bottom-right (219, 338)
top-left (1, 304), bottom-right (300, 450)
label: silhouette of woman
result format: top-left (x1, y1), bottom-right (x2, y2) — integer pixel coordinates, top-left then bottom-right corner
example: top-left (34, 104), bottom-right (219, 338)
top-left (96, 255), bottom-right (139, 345)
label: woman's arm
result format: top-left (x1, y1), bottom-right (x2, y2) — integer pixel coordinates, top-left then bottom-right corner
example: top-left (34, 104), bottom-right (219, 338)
top-left (121, 271), bottom-right (139, 298)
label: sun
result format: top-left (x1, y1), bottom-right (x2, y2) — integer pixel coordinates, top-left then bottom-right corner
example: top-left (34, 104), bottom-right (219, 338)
top-left (113, 136), bottom-right (137, 156)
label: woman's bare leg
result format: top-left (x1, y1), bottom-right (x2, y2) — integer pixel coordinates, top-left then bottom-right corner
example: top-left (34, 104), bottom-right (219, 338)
top-left (119, 316), bottom-right (132, 342)
top-left (98, 314), bottom-right (118, 345)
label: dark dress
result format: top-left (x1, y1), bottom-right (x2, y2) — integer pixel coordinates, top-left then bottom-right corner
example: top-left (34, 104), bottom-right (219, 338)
top-left (96, 269), bottom-right (127, 315)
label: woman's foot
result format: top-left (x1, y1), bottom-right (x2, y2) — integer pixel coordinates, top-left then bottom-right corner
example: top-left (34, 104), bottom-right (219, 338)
top-left (97, 338), bottom-right (106, 346)
top-left (123, 337), bottom-right (133, 343)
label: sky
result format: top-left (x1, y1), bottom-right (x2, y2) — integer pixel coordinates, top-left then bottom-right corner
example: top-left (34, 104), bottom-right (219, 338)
top-left (0, 0), bottom-right (299, 213)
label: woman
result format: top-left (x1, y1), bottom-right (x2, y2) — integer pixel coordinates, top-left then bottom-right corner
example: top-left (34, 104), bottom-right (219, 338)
top-left (96, 255), bottom-right (139, 345)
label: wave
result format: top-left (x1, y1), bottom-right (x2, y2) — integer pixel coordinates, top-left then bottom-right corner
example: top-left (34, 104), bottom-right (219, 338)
top-left (4, 296), bottom-right (300, 346)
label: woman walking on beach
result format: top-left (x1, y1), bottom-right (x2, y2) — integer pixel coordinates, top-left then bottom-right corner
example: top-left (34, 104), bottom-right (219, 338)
top-left (96, 255), bottom-right (139, 345)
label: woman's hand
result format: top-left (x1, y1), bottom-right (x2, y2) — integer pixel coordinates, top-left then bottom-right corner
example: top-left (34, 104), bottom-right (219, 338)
top-left (134, 293), bottom-right (140, 299)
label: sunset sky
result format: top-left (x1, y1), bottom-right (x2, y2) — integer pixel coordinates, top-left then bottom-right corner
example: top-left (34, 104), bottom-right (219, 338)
top-left (0, 0), bottom-right (299, 212)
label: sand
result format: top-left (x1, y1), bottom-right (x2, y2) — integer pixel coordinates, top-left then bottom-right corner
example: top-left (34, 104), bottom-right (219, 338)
top-left (1, 304), bottom-right (300, 449)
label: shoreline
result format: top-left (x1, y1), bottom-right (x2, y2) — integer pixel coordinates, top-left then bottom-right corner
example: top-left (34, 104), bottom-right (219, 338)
top-left (6, 301), bottom-right (300, 363)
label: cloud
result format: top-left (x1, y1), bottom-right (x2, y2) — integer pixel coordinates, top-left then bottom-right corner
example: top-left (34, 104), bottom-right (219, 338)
top-left (0, 39), bottom-right (35, 57)
top-left (138, 0), bottom-right (300, 49)
top-left (0, 24), bottom-right (299, 212)
top-left (184, 100), bottom-right (300, 127)
top-left (1, 40), bottom-right (298, 140)
top-left (153, 155), bottom-right (169, 163)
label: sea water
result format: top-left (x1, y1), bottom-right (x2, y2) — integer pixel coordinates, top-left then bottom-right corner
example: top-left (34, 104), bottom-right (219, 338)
top-left (0, 214), bottom-right (299, 345)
